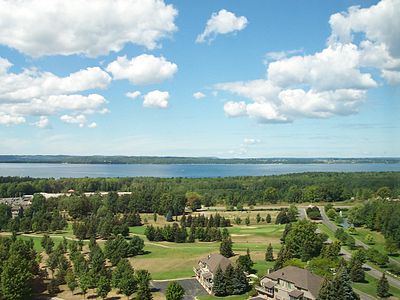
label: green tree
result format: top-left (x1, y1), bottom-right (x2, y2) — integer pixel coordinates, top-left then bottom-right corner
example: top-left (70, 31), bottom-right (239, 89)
top-left (112, 259), bottom-right (136, 299)
top-left (41, 234), bottom-right (54, 254)
top-left (220, 237), bottom-right (234, 258)
top-left (245, 216), bottom-right (250, 226)
top-left (166, 281), bottom-right (185, 300)
top-left (265, 243), bottom-right (274, 261)
top-left (284, 220), bottom-right (325, 261)
top-left (65, 269), bottom-right (77, 295)
top-left (256, 213), bottom-right (261, 223)
top-left (136, 269), bottom-right (153, 300)
top-left (385, 238), bottom-right (398, 255)
top-left (79, 273), bottom-right (91, 300)
top-left (231, 265), bottom-right (249, 295)
top-left (377, 273), bottom-right (389, 298)
top-left (365, 234), bottom-right (375, 245)
top-left (212, 267), bottom-right (226, 296)
top-left (0, 254), bottom-right (34, 300)
top-left (266, 214), bottom-right (272, 223)
top-left (97, 276), bottom-right (111, 299)
top-left (349, 257), bottom-right (365, 283)
top-left (47, 278), bottom-right (60, 296)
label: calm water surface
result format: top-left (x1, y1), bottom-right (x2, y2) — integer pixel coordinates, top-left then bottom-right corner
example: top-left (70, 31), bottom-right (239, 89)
top-left (0, 163), bottom-right (399, 178)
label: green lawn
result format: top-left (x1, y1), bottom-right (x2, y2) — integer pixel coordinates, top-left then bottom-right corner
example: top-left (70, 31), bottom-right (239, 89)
top-left (347, 227), bottom-right (400, 263)
top-left (353, 273), bottom-right (400, 299)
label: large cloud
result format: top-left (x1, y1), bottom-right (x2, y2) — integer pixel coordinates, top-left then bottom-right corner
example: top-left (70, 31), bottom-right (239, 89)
top-left (106, 54), bottom-right (177, 85)
top-left (0, 0), bottom-right (178, 57)
top-left (0, 57), bottom-right (109, 126)
top-left (216, 0), bottom-right (400, 124)
top-left (329, 0), bottom-right (400, 57)
top-left (196, 9), bottom-right (248, 43)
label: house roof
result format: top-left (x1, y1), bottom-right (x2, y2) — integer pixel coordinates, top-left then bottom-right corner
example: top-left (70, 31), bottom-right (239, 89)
top-left (264, 266), bottom-right (323, 298)
top-left (263, 281), bottom-right (276, 289)
top-left (289, 289), bottom-right (304, 298)
top-left (199, 253), bottom-right (231, 273)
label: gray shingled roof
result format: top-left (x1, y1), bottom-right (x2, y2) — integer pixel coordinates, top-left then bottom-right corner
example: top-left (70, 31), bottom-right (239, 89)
top-left (265, 266), bottom-right (323, 298)
top-left (199, 253), bottom-right (231, 273)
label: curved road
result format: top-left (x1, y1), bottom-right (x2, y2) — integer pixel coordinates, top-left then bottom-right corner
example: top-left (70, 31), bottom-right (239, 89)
top-left (318, 206), bottom-right (400, 290)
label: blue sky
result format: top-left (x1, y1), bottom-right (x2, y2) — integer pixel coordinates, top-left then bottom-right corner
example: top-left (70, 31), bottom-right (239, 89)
top-left (0, 0), bottom-right (398, 157)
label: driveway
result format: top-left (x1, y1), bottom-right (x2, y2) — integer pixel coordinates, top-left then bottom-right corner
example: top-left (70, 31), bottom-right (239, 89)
top-left (152, 278), bottom-right (208, 300)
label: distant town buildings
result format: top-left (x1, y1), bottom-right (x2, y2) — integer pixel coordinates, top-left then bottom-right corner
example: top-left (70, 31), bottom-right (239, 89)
top-left (255, 266), bottom-right (323, 300)
top-left (0, 195), bottom-right (33, 218)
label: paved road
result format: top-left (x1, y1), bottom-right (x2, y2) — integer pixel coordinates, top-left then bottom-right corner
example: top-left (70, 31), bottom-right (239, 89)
top-left (152, 278), bottom-right (208, 300)
top-left (318, 206), bottom-right (400, 290)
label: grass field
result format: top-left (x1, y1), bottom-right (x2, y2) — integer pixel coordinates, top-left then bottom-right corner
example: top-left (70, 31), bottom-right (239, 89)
top-left (353, 273), bottom-right (400, 298)
top-left (130, 223), bottom-right (283, 280)
top-left (197, 293), bottom-right (250, 300)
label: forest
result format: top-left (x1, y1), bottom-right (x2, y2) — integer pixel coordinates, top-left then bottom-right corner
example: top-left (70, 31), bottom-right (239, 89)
top-left (1, 172), bottom-right (399, 206)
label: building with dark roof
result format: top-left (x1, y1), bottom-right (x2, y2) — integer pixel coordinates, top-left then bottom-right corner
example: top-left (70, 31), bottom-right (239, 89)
top-left (256, 266), bottom-right (323, 300)
top-left (194, 253), bottom-right (231, 294)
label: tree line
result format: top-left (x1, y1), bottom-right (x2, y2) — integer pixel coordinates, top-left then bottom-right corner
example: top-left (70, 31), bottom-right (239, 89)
top-left (1, 172), bottom-right (399, 206)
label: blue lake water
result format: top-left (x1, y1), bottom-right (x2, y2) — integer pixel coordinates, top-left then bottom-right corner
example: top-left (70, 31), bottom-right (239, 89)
top-left (0, 163), bottom-right (399, 178)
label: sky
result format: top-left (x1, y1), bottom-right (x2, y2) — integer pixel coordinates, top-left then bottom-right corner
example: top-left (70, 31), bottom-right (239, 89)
top-left (0, 0), bottom-right (399, 158)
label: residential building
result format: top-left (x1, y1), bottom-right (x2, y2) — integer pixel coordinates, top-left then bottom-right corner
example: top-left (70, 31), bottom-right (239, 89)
top-left (194, 253), bottom-right (231, 294)
top-left (256, 266), bottom-right (323, 300)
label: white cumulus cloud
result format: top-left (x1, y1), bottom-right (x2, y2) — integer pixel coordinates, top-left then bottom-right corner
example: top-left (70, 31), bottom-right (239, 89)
top-left (0, 58), bottom-right (110, 126)
top-left (34, 116), bottom-right (50, 129)
top-left (0, 113), bottom-right (25, 126)
top-left (143, 90), bottom-right (169, 108)
top-left (215, 0), bottom-right (400, 124)
top-left (193, 92), bottom-right (206, 99)
top-left (0, 0), bottom-right (178, 57)
top-left (107, 54), bottom-right (178, 85)
top-left (60, 114), bottom-right (87, 126)
top-left (126, 91), bottom-right (141, 99)
top-left (196, 9), bottom-right (248, 43)
top-left (88, 122), bottom-right (97, 129)
top-left (223, 101), bottom-right (247, 117)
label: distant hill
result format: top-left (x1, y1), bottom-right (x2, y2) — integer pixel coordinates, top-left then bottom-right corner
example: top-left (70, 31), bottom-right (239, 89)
top-left (0, 155), bottom-right (399, 164)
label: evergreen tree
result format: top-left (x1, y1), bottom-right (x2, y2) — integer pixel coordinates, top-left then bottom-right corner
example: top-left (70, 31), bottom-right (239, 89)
top-left (245, 216), bottom-right (250, 226)
top-left (212, 267), bottom-right (226, 296)
top-left (318, 277), bottom-right (336, 300)
top-left (47, 278), bottom-right (60, 296)
top-left (112, 259), bottom-right (136, 299)
top-left (377, 273), bottom-right (389, 298)
top-left (265, 243), bottom-right (274, 261)
top-left (232, 265), bottom-right (249, 295)
top-left (65, 269), bottom-right (77, 295)
top-left (97, 276), bottom-right (111, 299)
top-left (220, 237), bottom-right (234, 258)
top-left (256, 213), bottom-right (261, 223)
top-left (166, 281), bottom-right (185, 300)
top-left (136, 269), bottom-right (153, 300)
top-left (334, 266), bottom-right (359, 300)
top-left (349, 258), bottom-right (365, 283)
top-left (266, 214), bottom-right (272, 223)
top-left (79, 273), bottom-right (91, 300)
top-left (224, 264), bottom-right (235, 295)
top-left (273, 246), bottom-right (292, 270)
top-left (41, 234), bottom-right (54, 254)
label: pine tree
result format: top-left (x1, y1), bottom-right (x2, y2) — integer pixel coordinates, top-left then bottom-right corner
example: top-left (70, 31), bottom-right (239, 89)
top-left (224, 264), bottom-right (235, 295)
top-left (231, 265), bottom-right (249, 295)
top-left (220, 237), bottom-right (234, 258)
top-left (273, 246), bottom-right (292, 270)
top-left (349, 258), bottom-right (365, 283)
top-left (265, 243), bottom-right (274, 261)
top-left (65, 269), bottom-right (77, 295)
top-left (96, 276), bottom-right (111, 299)
top-left (334, 266), bottom-right (359, 300)
top-left (377, 273), bottom-right (389, 298)
top-left (212, 267), bottom-right (226, 296)
top-left (136, 269), bottom-right (153, 300)
top-left (266, 214), bottom-right (272, 223)
top-left (166, 281), bottom-right (185, 300)
top-left (318, 277), bottom-right (336, 300)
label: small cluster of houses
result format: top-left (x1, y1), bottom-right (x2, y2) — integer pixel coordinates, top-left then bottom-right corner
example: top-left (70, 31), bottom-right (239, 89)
top-left (194, 253), bottom-right (323, 300)
top-left (0, 195), bottom-right (33, 218)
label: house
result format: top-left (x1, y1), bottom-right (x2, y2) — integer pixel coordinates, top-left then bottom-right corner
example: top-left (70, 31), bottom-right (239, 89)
top-left (194, 253), bottom-right (231, 294)
top-left (255, 266), bottom-right (323, 300)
